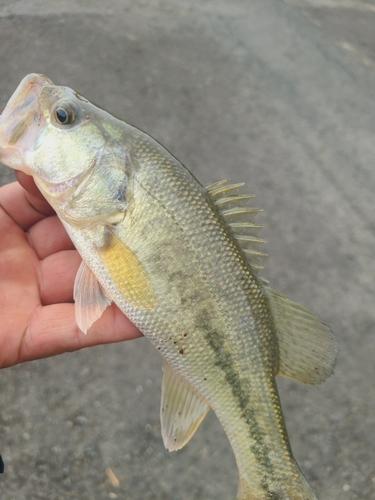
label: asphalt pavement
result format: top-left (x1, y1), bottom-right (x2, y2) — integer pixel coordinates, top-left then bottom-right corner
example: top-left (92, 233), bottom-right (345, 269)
top-left (0, 1), bottom-right (375, 499)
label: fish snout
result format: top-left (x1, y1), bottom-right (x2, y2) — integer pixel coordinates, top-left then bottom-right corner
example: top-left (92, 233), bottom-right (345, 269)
top-left (0, 74), bottom-right (53, 170)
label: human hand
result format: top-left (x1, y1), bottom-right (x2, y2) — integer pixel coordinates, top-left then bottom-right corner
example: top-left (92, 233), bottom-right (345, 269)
top-left (0, 172), bottom-right (141, 369)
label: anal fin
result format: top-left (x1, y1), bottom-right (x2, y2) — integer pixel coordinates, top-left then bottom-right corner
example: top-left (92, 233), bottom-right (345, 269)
top-left (161, 361), bottom-right (210, 451)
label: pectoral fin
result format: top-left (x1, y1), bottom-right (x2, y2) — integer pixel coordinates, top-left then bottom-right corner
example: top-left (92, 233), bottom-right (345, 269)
top-left (265, 286), bottom-right (338, 384)
top-left (74, 261), bottom-right (112, 334)
top-left (98, 229), bottom-right (156, 310)
top-left (161, 361), bottom-right (210, 451)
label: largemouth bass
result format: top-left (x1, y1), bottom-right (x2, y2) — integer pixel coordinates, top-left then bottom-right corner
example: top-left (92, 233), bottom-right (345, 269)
top-left (0, 74), bottom-right (338, 500)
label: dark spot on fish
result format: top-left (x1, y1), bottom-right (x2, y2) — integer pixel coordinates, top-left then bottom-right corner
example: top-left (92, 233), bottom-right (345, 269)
top-left (183, 333), bottom-right (188, 337)
top-left (0, 454), bottom-right (4, 473)
top-left (179, 349), bottom-right (184, 355)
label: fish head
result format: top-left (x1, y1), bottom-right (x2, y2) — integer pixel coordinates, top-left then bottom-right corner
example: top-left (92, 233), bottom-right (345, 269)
top-left (0, 74), bottom-right (128, 226)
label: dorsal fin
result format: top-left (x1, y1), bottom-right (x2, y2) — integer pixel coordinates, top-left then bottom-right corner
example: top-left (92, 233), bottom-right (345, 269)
top-left (206, 179), bottom-right (267, 270)
top-left (264, 286), bottom-right (338, 384)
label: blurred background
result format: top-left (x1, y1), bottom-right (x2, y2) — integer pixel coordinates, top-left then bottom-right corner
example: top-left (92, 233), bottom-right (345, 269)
top-left (1, 0), bottom-right (375, 499)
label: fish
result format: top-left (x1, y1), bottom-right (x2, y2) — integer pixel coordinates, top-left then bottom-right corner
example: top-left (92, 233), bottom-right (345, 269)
top-left (0, 74), bottom-right (338, 500)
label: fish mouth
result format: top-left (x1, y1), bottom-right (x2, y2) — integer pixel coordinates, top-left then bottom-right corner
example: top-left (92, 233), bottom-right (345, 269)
top-left (0, 73), bottom-right (53, 172)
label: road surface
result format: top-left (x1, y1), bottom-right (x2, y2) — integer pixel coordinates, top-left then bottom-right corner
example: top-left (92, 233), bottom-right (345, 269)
top-left (0, 1), bottom-right (375, 499)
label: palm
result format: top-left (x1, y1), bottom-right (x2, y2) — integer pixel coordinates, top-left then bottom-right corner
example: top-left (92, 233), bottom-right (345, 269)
top-left (0, 177), bottom-right (140, 369)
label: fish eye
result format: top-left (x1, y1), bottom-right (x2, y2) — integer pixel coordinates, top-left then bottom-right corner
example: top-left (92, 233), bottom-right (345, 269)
top-left (53, 101), bottom-right (78, 125)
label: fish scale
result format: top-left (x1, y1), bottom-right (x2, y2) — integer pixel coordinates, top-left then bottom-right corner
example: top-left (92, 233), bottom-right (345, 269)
top-left (112, 135), bottom-right (313, 498)
top-left (0, 74), bottom-right (338, 500)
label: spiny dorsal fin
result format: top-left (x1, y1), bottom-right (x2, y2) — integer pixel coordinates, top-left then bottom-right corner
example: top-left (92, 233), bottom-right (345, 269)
top-left (264, 286), bottom-right (338, 384)
top-left (206, 179), bottom-right (266, 270)
top-left (161, 361), bottom-right (210, 451)
top-left (206, 179), bottom-right (240, 196)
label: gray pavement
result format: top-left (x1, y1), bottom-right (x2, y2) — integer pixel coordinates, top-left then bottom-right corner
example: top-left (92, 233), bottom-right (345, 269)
top-left (0, 1), bottom-right (375, 499)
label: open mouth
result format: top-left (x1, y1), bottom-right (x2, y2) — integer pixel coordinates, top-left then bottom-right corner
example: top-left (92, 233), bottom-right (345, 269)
top-left (0, 74), bottom-right (53, 170)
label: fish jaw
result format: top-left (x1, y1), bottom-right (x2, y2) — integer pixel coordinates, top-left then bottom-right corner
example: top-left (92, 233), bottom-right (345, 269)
top-left (0, 74), bottom-right (52, 172)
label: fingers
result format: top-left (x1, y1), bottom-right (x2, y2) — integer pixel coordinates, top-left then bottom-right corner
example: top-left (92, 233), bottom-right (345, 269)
top-left (15, 171), bottom-right (45, 200)
top-left (16, 170), bottom-right (54, 216)
top-left (0, 175), bottom-right (144, 370)
top-left (40, 250), bottom-right (81, 305)
top-left (0, 182), bottom-right (50, 231)
top-left (0, 181), bottom-right (74, 259)
top-left (25, 190), bottom-right (55, 217)
top-left (28, 215), bottom-right (75, 259)
top-left (14, 303), bottom-right (142, 367)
